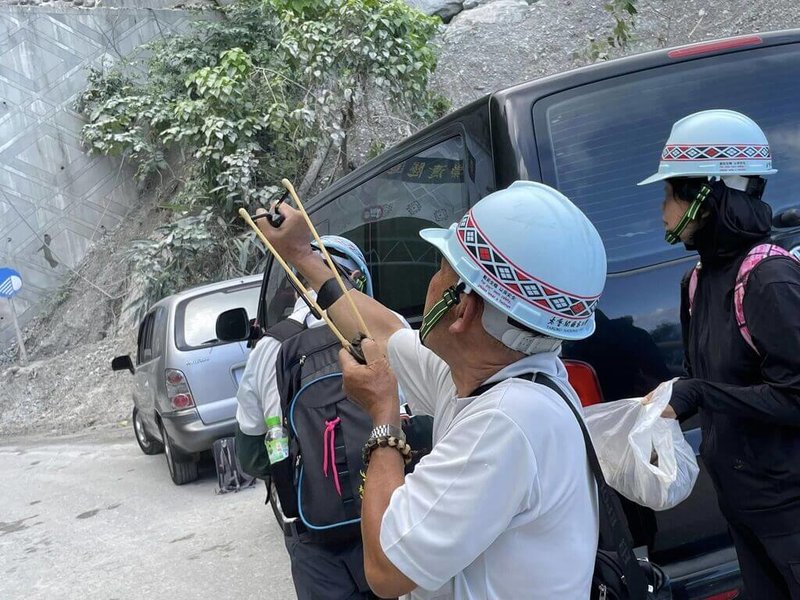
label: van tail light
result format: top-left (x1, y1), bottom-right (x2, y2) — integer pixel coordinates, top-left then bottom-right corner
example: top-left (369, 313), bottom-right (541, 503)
top-left (165, 369), bottom-right (195, 410)
top-left (667, 35), bottom-right (761, 59)
top-left (701, 590), bottom-right (740, 600)
top-left (563, 360), bottom-right (604, 407)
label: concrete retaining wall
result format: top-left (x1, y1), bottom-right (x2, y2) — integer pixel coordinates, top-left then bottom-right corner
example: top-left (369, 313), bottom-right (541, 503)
top-left (0, 5), bottom-right (192, 344)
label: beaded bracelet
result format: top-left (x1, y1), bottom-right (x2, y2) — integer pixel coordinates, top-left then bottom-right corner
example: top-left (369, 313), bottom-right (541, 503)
top-left (362, 435), bottom-right (413, 467)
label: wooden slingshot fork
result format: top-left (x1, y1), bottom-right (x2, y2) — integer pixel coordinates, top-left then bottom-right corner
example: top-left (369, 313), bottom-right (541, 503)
top-left (237, 179), bottom-right (372, 362)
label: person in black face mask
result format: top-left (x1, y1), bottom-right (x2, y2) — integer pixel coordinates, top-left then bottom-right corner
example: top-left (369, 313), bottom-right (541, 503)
top-left (640, 109), bottom-right (800, 599)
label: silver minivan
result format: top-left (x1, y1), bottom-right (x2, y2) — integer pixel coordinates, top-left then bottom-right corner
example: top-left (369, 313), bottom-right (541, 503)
top-left (112, 274), bottom-right (262, 484)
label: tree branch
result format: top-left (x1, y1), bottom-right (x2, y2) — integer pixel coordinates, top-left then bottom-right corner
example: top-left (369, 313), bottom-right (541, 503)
top-left (297, 138), bottom-right (334, 198)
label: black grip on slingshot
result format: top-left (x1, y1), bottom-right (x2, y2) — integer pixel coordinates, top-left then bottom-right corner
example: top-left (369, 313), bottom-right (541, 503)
top-left (349, 333), bottom-right (367, 365)
top-left (266, 212), bottom-right (285, 228)
top-left (249, 211), bottom-right (284, 228)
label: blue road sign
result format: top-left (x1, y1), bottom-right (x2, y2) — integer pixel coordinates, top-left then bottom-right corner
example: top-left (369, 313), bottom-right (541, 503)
top-left (0, 267), bottom-right (23, 298)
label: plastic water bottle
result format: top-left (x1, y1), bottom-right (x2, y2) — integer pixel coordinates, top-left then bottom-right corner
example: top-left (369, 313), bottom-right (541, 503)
top-left (265, 415), bottom-right (289, 463)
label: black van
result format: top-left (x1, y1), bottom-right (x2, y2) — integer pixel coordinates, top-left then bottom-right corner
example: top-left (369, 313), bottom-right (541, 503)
top-left (255, 30), bottom-right (800, 599)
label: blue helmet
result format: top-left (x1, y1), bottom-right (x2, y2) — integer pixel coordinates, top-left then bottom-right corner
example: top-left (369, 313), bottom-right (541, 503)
top-left (311, 235), bottom-right (373, 298)
top-left (420, 181), bottom-right (606, 344)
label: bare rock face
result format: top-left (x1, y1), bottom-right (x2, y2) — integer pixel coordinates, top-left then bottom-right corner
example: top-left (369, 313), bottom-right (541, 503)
top-left (404, 0), bottom-right (539, 21)
top-left (445, 0), bottom-right (529, 36)
top-left (430, 0), bottom-right (800, 110)
top-left (405, 0), bottom-right (464, 23)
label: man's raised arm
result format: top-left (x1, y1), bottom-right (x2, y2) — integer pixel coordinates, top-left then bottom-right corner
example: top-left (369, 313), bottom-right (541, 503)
top-left (255, 204), bottom-right (404, 354)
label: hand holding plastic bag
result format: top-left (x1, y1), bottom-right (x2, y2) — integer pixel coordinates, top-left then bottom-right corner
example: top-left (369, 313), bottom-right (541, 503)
top-left (584, 379), bottom-right (699, 511)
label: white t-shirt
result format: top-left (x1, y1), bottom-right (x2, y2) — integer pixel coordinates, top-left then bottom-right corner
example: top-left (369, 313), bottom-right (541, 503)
top-left (235, 300), bottom-right (324, 435)
top-left (382, 329), bottom-right (599, 600)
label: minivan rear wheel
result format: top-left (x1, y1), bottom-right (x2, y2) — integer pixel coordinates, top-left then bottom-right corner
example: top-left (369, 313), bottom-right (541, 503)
top-left (133, 407), bottom-right (164, 455)
top-left (159, 420), bottom-right (199, 485)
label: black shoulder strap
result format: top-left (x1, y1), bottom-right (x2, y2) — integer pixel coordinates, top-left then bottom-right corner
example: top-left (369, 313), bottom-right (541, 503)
top-left (533, 373), bottom-right (648, 599)
top-left (275, 325), bottom-right (341, 414)
top-left (264, 317), bottom-right (307, 344)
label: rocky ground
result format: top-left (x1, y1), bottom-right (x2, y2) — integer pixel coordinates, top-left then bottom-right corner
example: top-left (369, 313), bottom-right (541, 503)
top-left (3, 0), bottom-right (800, 437)
top-left (0, 186), bottom-right (163, 437)
top-left (0, 337), bottom-right (134, 437)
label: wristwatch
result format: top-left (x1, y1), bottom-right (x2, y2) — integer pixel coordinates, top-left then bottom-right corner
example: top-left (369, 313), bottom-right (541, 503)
top-left (362, 423), bottom-right (412, 466)
top-left (368, 424), bottom-right (406, 442)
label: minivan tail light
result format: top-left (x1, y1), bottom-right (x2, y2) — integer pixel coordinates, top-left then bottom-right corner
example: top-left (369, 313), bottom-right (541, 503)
top-left (165, 369), bottom-right (195, 411)
top-left (171, 394), bottom-right (194, 409)
top-left (564, 360), bottom-right (603, 407)
top-left (166, 371), bottom-right (184, 385)
top-left (668, 35), bottom-right (762, 59)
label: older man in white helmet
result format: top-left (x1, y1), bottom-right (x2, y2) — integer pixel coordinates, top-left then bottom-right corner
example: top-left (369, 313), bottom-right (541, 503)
top-left (257, 181), bottom-right (607, 599)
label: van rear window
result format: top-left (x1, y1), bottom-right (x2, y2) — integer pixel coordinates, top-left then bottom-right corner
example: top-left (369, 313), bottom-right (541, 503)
top-left (534, 45), bottom-right (800, 272)
top-left (177, 284), bottom-right (260, 350)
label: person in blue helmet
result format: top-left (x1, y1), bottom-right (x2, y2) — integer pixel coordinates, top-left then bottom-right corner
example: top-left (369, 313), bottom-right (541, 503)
top-left (641, 110), bottom-right (800, 599)
top-left (256, 181), bottom-right (607, 600)
top-left (235, 235), bottom-right (380, 600)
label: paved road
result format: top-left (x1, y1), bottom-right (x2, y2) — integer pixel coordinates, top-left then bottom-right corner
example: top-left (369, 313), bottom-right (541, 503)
top-left (0, 427), bottom-right (295, 600)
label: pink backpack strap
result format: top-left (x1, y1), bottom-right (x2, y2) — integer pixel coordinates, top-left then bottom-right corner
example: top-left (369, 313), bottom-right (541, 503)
top-left (734, 243), bottom-right (797, 354)
top-left (687, 262), bottom-right (701, 317)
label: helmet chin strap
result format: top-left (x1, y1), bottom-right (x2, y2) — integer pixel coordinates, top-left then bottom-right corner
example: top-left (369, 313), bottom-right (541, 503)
top-left (418, 282), bottom-right (562, 355)
top-left (419, 282), bottom-right (467, 345)
top-left (352, 273), bottom-right (367, 293)
top-left (665, 182), bottom-right (713, 245)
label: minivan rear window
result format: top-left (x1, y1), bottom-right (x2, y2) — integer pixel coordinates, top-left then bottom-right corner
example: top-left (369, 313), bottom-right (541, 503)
top-left (176, 283), bottom-right (260, 350)
top-left (534, 44), bottom-right (800, 272)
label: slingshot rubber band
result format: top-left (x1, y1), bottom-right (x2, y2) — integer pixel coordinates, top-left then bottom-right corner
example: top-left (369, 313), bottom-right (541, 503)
top-left (281, 179), bottom-right (373, 339)
top-left (237, 208), bottom-right (352, 351)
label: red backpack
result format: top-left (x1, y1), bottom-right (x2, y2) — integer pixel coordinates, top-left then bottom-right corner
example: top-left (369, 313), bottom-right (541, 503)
top-left (688, 243), bottom-right (798, 355)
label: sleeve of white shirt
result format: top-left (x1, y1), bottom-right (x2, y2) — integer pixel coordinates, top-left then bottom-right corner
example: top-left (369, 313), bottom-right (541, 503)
top-left (387, 328), bottom-right (455, 416)
top-left (235, 336), bottom-right (282, 436)
top-left (379, 404), bottom-right (540, 591)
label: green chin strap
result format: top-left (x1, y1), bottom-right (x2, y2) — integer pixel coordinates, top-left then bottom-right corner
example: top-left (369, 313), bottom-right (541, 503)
top-left (419, 282), bottom-right (466, 345)
top-left (665, 183), bottom-right (712, 245)
top-left (353, 274), bottom-right (367, 293)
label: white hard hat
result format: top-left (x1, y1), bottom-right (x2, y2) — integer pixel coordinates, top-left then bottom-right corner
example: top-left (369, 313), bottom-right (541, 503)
top-left (638, 109), bottom-right (777, 186)
top-left (419, 181), bottom-right (607, 343)
top-left (311, 235), bottom-right (373, 297)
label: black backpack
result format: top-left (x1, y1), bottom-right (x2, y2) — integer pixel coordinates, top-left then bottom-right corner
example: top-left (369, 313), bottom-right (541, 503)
top-left (273, 325), bottom-right (373, 544)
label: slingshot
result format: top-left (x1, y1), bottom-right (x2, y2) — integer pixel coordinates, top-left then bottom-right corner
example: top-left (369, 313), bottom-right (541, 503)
top-left (238, 179), bottom-right (372, 361)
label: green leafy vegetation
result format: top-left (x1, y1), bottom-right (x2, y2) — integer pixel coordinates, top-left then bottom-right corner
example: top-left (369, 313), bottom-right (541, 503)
top-left (77, 0), bottom-right (446, 318)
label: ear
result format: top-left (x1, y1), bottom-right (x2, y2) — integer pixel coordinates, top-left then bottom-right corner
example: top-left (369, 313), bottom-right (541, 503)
top-left (448, 293), bottom-right (483, 335)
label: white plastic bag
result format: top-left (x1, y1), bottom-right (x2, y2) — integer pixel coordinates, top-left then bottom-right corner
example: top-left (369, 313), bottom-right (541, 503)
top-left (583, 379), bottom-right (699, 511)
